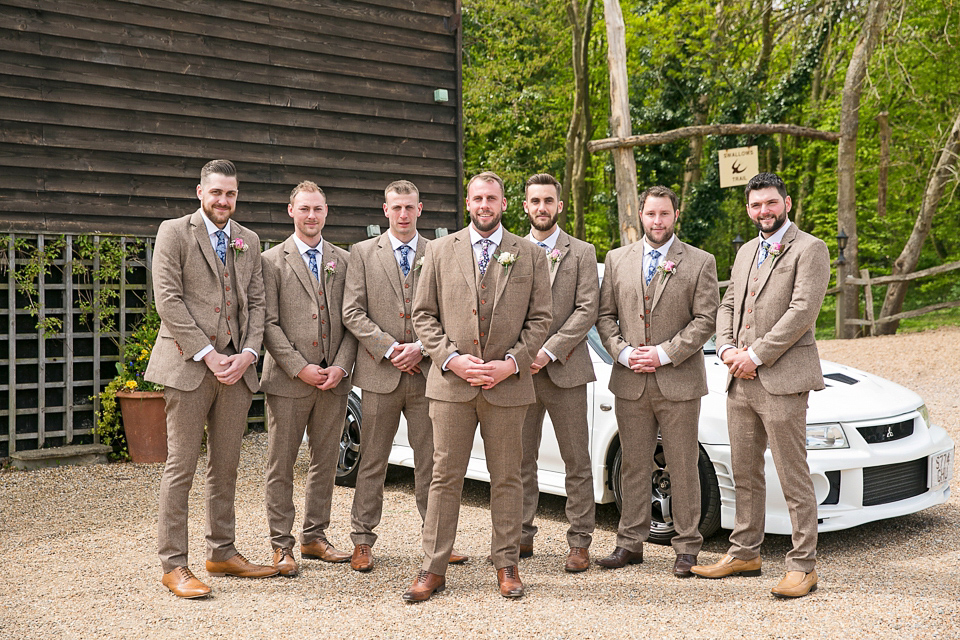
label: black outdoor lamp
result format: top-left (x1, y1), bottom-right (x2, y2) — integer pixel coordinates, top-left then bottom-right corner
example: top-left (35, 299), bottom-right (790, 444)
top-left (732, 234), bottom-right (744, 254)
top-left (836, 229), bottom-right (848, 266)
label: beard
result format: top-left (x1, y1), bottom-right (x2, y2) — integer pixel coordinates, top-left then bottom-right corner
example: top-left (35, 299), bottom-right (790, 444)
top-left (470, 207), bottom-right (503, 233)
top-left (643, 227), bottom-right (674, 248)
top-left (528, 210), bottom-right (559, 232)
top-left (753, 210), bottom-right (787, 234)
top-left (202, 200), bottom-right (234, 226)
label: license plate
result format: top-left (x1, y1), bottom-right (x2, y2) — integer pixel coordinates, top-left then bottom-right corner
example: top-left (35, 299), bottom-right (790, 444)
top-left (928, 448), bottom-right (954, 491)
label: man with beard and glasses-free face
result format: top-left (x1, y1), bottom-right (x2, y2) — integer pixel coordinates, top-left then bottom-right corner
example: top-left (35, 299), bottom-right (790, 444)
top-left (692, 172), bottom-right (829, 599)
top-left (402, 171), bottom-right (552, 602)
top-left (260, 181), bottom-right (358, 577)
top-left (342, 180), bottom-right (468, 572)
top-left (519, 173), bottom-right (599, 573)
top-left (596, 185), bottom-right (718, 578)
top-left (147, 159), bottom-right (276, 598)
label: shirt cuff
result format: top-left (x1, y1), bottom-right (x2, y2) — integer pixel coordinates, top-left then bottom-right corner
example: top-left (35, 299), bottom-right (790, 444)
top-left (617, 346), bottom-right (633, 368)
top-left (193, 345), bottom-right (214, 361)
top-left (717, 344), bottom-right (735, 360)
top-left (747, 347), bottom-right (763, 366)
top-left (542, 347), bottom-right (557, 362)
top-left (385, 341), bottom-right (399, 359)
top-left (656, 345), bottom-right (671, 365)
top-left (505, 353), bottom-right (519, 374)
top-left (333, 365), bottom-right (349, 376)
top-left (243, 347), bottom-right (259, 362)
top-left (442, 352), bottom-right (459, 371)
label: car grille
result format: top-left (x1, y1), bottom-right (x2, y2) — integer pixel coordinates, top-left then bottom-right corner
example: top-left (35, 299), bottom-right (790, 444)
top-left (857, 419), bottom-right (914, 445)
top-left (862, 458), bottom-right (928, 506)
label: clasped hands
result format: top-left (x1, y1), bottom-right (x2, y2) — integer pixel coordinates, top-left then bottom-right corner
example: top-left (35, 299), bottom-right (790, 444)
top-left (388, 342), bottom-right (423, 375)
top-left (296, 363), bottom-right (346, 390)
top-left (449, 354), bottom-right (514, 390)
top-left (203, 349), bottom-right (256, 386)
top-left (722, 347), bottom-right (758, 379)
top-left (628, 346), bottom-right (661, 373)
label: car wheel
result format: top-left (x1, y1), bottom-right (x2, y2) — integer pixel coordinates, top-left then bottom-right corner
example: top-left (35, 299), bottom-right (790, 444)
top-left (335, 391), bottom-right (363, 487)
top-left (610, 440), bottom-right (721, 545)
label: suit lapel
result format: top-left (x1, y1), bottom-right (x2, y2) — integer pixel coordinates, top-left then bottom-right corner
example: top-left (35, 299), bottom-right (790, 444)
top-left (375, 234), bottom-right (404, 302)
top-left (628, 242), bottom-right (647, 307)
top-left (454, 231), bottom-right (479, 301)
top-left (191, 210), bottom-right (222, 277)
top-left (650, 240), bottom-right (684, 311)
top-left (283, 236), bottom-right (320, 302)
top-left (549, 230), bottom-right (570, 288)
top-left (493, 233), bottom-right (519, 309)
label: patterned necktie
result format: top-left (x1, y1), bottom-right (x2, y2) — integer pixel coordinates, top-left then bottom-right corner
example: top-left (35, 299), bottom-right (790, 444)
top-left (758, 240), bottom-right (771, 267)
top-left (478, 239), bottom-right (493, 275)
top-left (306, 248), bottom-right (320, 281)
top-left (214, 230), bottom-right (227, 265)
top-left (645, 249), bottom-right (661, 285)
top-left (398, 244), bottom-right (411, 276)
top-left (536, 241), bottom-right (549, 253)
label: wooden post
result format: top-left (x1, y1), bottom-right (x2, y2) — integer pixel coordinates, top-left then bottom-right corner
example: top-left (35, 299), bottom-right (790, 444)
top-left (602, 0), bottom-right (640, 245)
top-left (835, 260), bottom-right (846, 339)
top-left (861, 268), bottom-right (875, 336)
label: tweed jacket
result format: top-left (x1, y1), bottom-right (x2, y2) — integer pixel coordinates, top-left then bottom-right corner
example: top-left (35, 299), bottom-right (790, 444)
top-left (537, 229), bottom-right (599, 389)
top-left (260, 235), bottom-right (357, 397)
top-left (412, 226), bottom-right (553, 407)
top-left (597, 238), bottom-right (719, 402)
top-left (343, 232), bottom-right (429, 394)
top-left (717, 223), bottom-right (830, 395)
top-left (145, 209), bottom-right (264, 393)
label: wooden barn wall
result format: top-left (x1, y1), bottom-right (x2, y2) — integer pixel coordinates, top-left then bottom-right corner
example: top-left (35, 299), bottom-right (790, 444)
top-left (0, 0), bottom-right (464, 243)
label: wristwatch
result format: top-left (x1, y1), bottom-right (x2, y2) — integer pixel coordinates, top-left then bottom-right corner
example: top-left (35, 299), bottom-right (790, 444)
top-left (419, 344), bottom-right (428, 358)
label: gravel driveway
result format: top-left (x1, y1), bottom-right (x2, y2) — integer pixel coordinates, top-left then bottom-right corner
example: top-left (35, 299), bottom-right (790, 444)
top-left (2, 327), bottom-right (958, 639)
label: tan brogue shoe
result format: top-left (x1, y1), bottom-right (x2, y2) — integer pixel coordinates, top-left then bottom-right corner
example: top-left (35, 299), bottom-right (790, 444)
top-left (448, 549), bottom-right (470, 565)
top-left (273, 547), bottom-right (298, 577)
top-left (519, 543), bottom-right (534, 559)
top-left (162, 566), bottom-right (211, 599)
top-left (206, 552), bottom-right (279, 578)
top-left (674, 554), bottom-right (697, 578)
top-left (301, 538), bottom-right (351, 563)
top-left (771, 570), bottom-right (818, 598)
top-left (595, 546), bottom-right (643, 569)
top-left (565, 547), bottom-right (590, 573)
top-left (351, 544), bottom-right (373, 572)
top-left (497, 565), bottom-right (524, 598)
top-left (402, 570), bottom-right (445, 603)
top-left (690, 554), bottom-right (761, 579)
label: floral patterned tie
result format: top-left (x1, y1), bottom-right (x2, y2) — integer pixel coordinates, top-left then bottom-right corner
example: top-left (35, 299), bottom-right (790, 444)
top-left (645, 249), bottom-right (660, 285)
top-left (478, 239), bottom-right (492, 275)
top-left (399, 245), bottom-right (411, 276)
top-left (214, 230), bottom-right (227, 265)
top-left (306, 248), bottom-right (319, 281)
top-left (758, 241), bottom-right (771, 267)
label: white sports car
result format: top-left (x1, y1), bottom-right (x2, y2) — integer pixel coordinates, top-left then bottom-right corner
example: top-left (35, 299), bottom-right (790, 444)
top-left (335, 331), bottom-right (954, 544)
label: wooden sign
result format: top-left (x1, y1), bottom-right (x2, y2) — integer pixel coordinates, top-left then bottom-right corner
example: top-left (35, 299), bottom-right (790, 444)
top-left (718, 146), bottom-right (759, 188)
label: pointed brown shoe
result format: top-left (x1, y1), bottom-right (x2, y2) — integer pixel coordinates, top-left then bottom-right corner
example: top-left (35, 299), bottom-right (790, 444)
top-left (690, 554), bottom-right (761, 579)
top-left (565, 547), bottom-right (590, 573)
top-left (497, 565), bottom-right (524, 598)
top-left (301, 538), bottom-right (351, 563)
top-left (206, 552), bottom-right (279, 578)
top-left (402, 570), bottom-right (445, 603)
top-left (351, 544), bottom-right (373, 572)
top-left (162, 566), bottom-right (211, 598)
top-left (674, 554), bottom-right (697, 578)
top-left (273, 547), bottom-right (298, 577)
top-left (771, 570), bottom-right (818, 598)
top-left (448, 548), bottom-right (470, 565)
top-left (595, 546), bottom-right (643, 569)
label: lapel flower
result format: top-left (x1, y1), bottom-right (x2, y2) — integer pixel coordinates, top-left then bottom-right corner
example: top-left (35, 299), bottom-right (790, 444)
top-left (324, 260), bottom-right (337, 280)
top-left (768, 242), bottom-right (784, 265)
top-left (414, 256), bottom-right (425, 271)
top-left (231, 237), bottom-right (247, 257)
top-left (548, 248), bottom-right (562, 272)
top-left (656, 260), bottom-right (676, 280)
top-left (496, 251), bottom-right (517, 272)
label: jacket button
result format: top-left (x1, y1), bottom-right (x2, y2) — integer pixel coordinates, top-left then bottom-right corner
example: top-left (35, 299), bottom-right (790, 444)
top-left (313, 341), bottom-right (318, 346)
top-left (210, 335), bottom-right (216, 340)
top-left (639, 314), bottom-right (643, 319)
top-left (480, 317), bottom-right (485, 321)
top-left (638, 343), bottom-right (645, 347)
top-left (322, 334), bottom-right (327, 339)
top-left (225, 286), bottom-right (230, 291)
top-left (226, 301), bottom-right (231, 306)
top-left (644, 295), bottom-right (650, 301)
top-left (753, 277), bottom-right (758, 281)
top-left (404, 283), bottom-right (410, 288)
top-left (406, 330), bottom-right (411, 334)
top-left (214, 307), bottom-right (220, 313)
top-left (745, 324), bottom-right (750, 329)
top-left (480, 299), bottom-right (486, 304)
top-left (321, 319), bottom-right (325, 324)
top-left (472, 309), bottom-right (477, 315)
top-left (312, 314), bottom-right (318, 319)
top-left (645, 323), bottom-right (650, 328)
top-left (399, 313), bottom-right (405, 318)
top-left (747, 309), bottom-right (752, 313)
top-left (473, 339), bottom-right (479, 345)
top-left (481, 283), bottom-right (487, 289)
top-left (224, 272), bottom-right (229, 278)
top-left (227, 330), bottom-right (231, 335)
top-left (405, 298), bottom-right (410, 303)
top-left (320, 305), bottom-right (325, 311)
top-left (480, 331), bottom-right (485, 337)
top-left (750, 291), bottom-right (756, 296)
top-left (405, 314), bottom-right (410, 319)
top-left (318, 290), bottom-right (323, 295)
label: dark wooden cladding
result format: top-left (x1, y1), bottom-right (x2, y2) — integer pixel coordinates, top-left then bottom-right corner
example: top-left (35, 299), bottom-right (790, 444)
top-left (0, 0), bottom-right (464, 242)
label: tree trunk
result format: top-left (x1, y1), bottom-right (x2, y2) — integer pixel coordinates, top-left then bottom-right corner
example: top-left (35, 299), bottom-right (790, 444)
top-left (601, 0), bottom-right (640, 245)
top-left (836, 0), bottom-right (887, 338)
top-left (876, 106), bottom-right (960, 334)
top-left (562, 0), bottom-right (595, 240)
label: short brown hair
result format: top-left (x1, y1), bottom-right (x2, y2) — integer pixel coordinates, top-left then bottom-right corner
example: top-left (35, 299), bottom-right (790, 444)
top-left (289, 180), bottom-right (326, 205)
top-left (385, 179), bottom-right (420, 201)
top-left (744, 172), bottom-right (788, 201)
top-left (466, 171), bottom-right (505, 197)
top-left (200, 159), bottom-right (237, 185)
top-left (524, 173), bottom-right (562, 198)
top-left (639, 185), bottom-right (679, 212)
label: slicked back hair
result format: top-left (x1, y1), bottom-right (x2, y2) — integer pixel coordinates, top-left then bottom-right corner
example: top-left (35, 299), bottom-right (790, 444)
top-left (466, 171), bottom-right (505, 197)
top-left (385, 179), bottom-right (420, 201)
top-left (639, 185), bottom-right (679, 212)
top-left (200, 159), bottom-right (237, 186)
top-left (744, 172), bottom-right (788, 201)
top-left (524, 173), bottom-right (562, 198)
top-left (289, 180), bottom-right (326, 205)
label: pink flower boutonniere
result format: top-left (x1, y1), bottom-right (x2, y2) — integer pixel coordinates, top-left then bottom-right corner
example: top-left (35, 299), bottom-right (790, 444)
top-left (768, 242), bottom-right (784, 264)
top-left (548, 248), bottom-right (562, 272)
top-left (324, 260), bottom-right (337, 280)
top-left (231, 237), bottom-right (247, 257)
top-left (656, 260), bottom-right (676, 280)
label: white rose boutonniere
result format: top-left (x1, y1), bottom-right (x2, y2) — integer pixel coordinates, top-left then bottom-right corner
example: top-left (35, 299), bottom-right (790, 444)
top-left (496, 251), bottom-right (517, 273)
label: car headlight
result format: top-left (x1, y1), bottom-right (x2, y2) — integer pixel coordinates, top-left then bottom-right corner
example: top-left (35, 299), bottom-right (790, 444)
top-left (917, 404), bottom-right (931, 428)
top-left (806, 424), bottom-right (848, 449)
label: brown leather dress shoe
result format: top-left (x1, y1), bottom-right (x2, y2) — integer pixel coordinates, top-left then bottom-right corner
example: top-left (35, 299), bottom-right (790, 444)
top-left (497, 565), bottom-right (524, 598)
top-left (301, 538), bottom-right (351, 563)
top-left (595, 546), bottom-right (643, 569)
top-left (565, 547), bottom-right (590, 573)
top-left (690, 554), bottom-right (761, 579)
top-left (519, 543), bottom-right (534, 559)
top-left (273, 547), bottom-right (298, 577)
top-left (206, 552), bottom-right (279, 578)
top-left (162, 566), bottom-right (211, 598)
top-left (448, 549), bottom-right (470, 565)
top-left (674, 554), bottom-right (697, 578)
top-left (402, 570), bottom-right (445, 603)
top-left (771, 570), bottom-right (818, 598)
top-left (351, 544), bottom-right (373, 572)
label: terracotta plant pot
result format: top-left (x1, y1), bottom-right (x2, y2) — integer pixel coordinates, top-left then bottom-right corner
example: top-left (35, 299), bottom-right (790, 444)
top-left (116, 390), bottom-right (168, 463)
